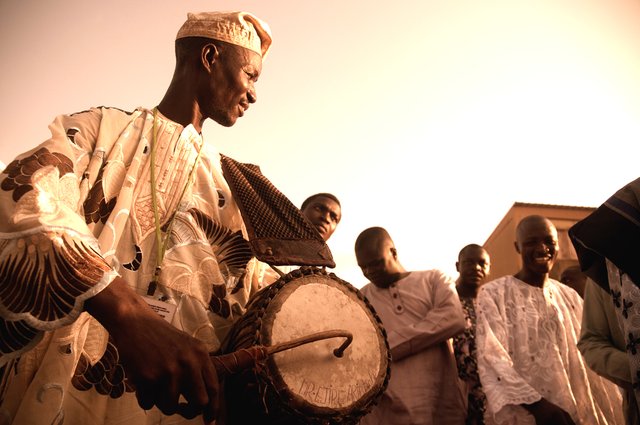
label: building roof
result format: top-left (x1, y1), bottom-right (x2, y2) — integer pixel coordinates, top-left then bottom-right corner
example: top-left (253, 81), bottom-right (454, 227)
top-left (511, 201), bottom-right (596, 211)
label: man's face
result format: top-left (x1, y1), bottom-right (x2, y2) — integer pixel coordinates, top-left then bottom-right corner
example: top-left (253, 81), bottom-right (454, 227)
top-left (200, 44), bottom-right (262, 127)
top-left (456, 247), bottom-right (490, 287)
top-left (515, 219), bottom-right (559, 277)
top-left (302, 196), bottom-right (341, 241)
top-left (356, 240), bottom-right (399, 288)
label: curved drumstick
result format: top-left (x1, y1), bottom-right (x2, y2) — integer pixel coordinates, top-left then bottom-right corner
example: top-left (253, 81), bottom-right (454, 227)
top-left (211, 330), bottom-right (353, 377)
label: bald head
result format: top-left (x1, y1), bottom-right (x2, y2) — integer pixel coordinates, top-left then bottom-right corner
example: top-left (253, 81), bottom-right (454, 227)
top-left (355, 227), bottom-right (405, 288)
top-left (355, 227), bottom-right (392, 252)
top-left (516, 215), bottom-right (556, 244)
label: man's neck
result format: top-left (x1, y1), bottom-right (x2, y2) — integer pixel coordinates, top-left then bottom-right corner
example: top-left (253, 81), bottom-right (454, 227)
top-left (513, 270), bottom-right (548, 287)
top-left (456, 281), bottom-right (479, 298)
top-left (156, 74), bottom-right (204, 133)
top-left (156, 99), bottom-right (203, 133)
top-left (374, 270), bottom-right (411, 289)
top-left (396, 271), bottom-right (411, 282)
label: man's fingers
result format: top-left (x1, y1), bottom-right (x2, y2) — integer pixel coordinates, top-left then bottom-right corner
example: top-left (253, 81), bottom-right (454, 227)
top-left (174, 393), bottom-right (210, 420)
top-left (176, 401), bottom-right (201, 420)
top-left (178, 364), bottom-right (210, 418)
top-left (135, 384), bottom-right (156, 411)
top-left (135, 375), bottom-right (181, 416)
top-left (174, 357), bottom-right (219, 421)
top-left (202, 361), bottom-right (220, 422)
top-left (155, 378), bottom-right (180, 416)
top-left (122, 327), bottom-right (220, 421)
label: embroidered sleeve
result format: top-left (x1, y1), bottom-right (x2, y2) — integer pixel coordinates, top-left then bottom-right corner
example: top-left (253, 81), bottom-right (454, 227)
top-left (0, 109), bottom-right (117, 362)
top-left (577, 279), bottom-right (630, 387)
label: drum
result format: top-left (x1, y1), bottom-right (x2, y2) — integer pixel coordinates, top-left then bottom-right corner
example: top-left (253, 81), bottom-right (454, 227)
top-left (221, 266), bottom-right (390, 425)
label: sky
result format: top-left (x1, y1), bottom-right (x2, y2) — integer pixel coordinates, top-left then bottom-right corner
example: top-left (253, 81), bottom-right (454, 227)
top-left (1, 0), bottom-right (640, 287)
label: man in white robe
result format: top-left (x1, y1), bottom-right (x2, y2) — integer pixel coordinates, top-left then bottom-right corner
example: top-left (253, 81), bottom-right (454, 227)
top-left (476, 215), bottom-right (623, 425)
top-left (355, 227), bottom-right (467, 425)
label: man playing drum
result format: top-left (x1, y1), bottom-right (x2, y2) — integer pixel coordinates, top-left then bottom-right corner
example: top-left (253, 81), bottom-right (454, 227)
top-left (0, 11), bottom-right (272, 425)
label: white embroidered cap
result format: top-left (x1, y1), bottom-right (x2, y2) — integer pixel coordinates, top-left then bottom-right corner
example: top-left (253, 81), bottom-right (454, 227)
top-left (176, 11), bottom-right (272, 58)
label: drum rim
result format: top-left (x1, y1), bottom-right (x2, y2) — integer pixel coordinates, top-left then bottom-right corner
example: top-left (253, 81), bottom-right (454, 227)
top-left (221, 266), bottom-right (391, 425)
top-left (254, 267), bottom-right (391, 422)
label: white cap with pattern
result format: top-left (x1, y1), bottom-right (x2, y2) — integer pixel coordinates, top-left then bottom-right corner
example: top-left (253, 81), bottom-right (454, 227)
top-left (176, 11), bottom-right (272, 58)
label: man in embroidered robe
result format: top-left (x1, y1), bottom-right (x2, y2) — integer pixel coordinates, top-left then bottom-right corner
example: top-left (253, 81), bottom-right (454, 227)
top-left (453, 244), bottom-right (491, 425)
top-left (476, 215), bottom-right (623, 425)
top-left (0, 11), bottom-right (273, 425)
top-left (355, 227), bottom-right (467, 425)
top-left (569, 176), bottom-right (640, 423)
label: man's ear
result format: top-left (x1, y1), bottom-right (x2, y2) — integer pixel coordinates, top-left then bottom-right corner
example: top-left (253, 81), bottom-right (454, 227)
top-left (201, 43), bottom-right (219, 72)
top-left (455, 261), bottom-right (460, 273)
top-left (390, 247), bottom-right (397, 259)
top-left (513, 241), bottom-right (521, 254)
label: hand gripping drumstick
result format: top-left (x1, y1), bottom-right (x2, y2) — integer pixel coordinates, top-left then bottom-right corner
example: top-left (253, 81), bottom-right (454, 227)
top-left (210, 330), bottom-right (353, 377)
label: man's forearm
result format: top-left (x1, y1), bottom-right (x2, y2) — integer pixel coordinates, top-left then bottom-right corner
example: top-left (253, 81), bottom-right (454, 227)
top-left (387, 306), bottom-right (466, 361)
top-left (84, 276), bottom-right (156, 335)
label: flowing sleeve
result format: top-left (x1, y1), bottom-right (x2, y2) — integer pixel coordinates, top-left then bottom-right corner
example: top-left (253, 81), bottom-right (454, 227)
top-left (578, 278), bottom-right (630, 388)
top-left (476, 282), bottom-right (541, 421)
top-left (387, 270), bottom-right (466, 361)
top-left (0, 109), bottom-right (118, 363)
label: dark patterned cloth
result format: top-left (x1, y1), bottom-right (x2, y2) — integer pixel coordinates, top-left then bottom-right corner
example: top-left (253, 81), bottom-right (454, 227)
top-left (569, 176), bottom-right (640, 291)
top-left (220, 154), bottom-right (335, 267)
top-left (453, 296), bottom-right (487, 425)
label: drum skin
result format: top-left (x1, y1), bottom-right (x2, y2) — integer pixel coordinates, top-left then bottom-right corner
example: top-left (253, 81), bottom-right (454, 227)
top-left (221, 266), bottom-right (390, 425)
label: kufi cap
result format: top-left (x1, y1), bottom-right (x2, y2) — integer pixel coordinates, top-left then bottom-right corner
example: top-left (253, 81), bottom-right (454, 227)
top-left (176, 11), bottom-right (272, 58)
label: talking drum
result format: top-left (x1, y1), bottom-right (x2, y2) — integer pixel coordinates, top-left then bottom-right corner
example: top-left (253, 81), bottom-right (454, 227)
top-left (221, 266), bottom-right (391, 424)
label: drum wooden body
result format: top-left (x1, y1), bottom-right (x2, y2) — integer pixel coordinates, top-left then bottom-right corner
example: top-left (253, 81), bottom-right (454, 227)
top-left (222, 267), bottom-right (390, 424)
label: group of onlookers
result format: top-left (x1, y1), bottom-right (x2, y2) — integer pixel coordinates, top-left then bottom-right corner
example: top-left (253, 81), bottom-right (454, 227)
top-left (355, 215), bottom-right (628, 425)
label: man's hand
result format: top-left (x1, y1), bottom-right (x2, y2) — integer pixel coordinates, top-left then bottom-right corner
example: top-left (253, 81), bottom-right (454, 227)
top-left (523, 398), bottom-right (576, 425)
top-left (85, 277), bottom-right (219, 423)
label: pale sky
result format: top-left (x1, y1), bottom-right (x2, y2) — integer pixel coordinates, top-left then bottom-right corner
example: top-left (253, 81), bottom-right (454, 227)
top-left (1, 0), bottom-right (640, 287)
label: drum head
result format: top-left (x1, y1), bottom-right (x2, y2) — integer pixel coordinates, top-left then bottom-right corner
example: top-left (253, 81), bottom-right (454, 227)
top-left (264, 273), bottom-right (387, 414)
